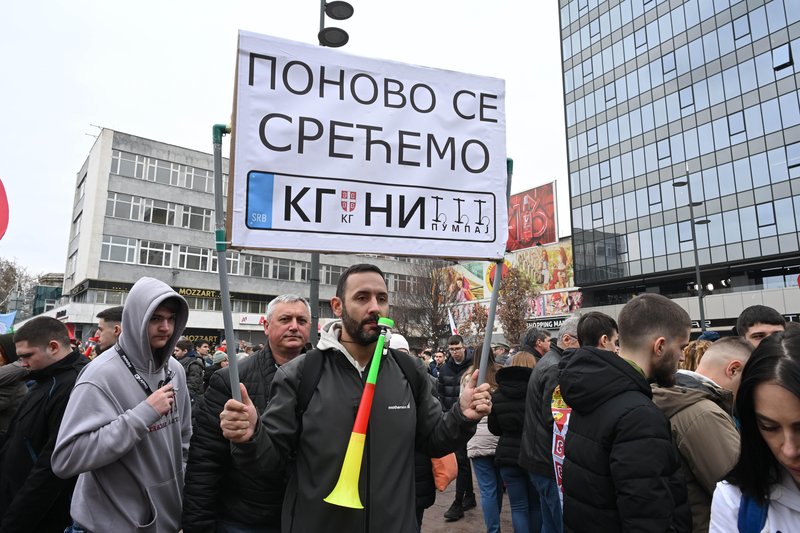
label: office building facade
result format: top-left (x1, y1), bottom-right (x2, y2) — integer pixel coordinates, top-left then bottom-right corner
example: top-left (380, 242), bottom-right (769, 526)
top-left (562, 0), bottom-right (800, 329)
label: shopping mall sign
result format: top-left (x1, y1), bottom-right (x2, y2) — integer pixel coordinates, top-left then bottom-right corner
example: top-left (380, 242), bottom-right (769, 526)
top-left (228, 31), bottom-right (507, 260)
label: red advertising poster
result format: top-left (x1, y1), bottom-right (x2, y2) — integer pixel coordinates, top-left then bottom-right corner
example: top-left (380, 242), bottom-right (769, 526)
top-left (507, 183), bottom-right (556, 251)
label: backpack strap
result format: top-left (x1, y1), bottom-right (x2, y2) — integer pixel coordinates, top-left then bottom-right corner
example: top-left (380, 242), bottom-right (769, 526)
top-left (388, 348), bottom-right (425, 405)
top-left (737, 491), bottom-right (768, 533)
top-left (296, 349), bottom-right (324, 417)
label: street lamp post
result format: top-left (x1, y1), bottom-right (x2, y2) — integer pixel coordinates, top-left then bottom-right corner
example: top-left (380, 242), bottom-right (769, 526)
top-left (673, 172), bottom-right (710, 332)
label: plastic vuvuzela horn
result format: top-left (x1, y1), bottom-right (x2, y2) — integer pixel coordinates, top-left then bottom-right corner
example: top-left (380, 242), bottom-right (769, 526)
top-left (324, 316), bottom-right (394, 509)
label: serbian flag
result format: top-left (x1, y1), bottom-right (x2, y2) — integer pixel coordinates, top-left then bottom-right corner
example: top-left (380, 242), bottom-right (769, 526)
top-left (0, 311), bottom-right (17, 334)
top-left (0, 178), bottom-right (8, 241)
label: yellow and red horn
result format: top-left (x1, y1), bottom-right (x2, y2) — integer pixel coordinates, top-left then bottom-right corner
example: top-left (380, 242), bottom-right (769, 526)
top-left (324, 316), bottom-right (394, 509)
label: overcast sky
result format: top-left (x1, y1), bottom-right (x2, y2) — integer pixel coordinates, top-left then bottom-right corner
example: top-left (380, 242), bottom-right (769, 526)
top-left (0, 0), bottom-right (567, 274)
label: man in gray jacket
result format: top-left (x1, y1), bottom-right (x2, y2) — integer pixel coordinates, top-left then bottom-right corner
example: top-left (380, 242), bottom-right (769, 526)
top-left (221, 264), bottom-right (493, 533)
top-left (53, 277), bottom-right (192, 532)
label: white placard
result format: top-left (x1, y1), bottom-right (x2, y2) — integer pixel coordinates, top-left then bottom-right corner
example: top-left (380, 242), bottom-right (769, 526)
top-left (229, 31), bottom-right (508, 259)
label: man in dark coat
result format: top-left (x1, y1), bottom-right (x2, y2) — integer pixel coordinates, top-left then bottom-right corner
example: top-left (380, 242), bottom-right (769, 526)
top-left (174, 338), bottom-right (205, 405)
top-left (559, 294), bottom-right (692, 533)
top-left (182, 294), bottom-right (311, 533)
top-left (0, 317), bottom-right (87, 532)
top-left (437, 333), bottom-right (477, 521)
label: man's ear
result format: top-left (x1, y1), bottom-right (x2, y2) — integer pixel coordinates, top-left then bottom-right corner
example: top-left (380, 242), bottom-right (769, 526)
top-left (726, 359), bottom-right (743, 378)
top-left (653, 337), bottom-right (666, 359)
top-left (49, 339), bottom-right (61, 354)
top-left (331, 296), bottom-right (343, 318)
top-left (114, 324), bottom-right (122, 336)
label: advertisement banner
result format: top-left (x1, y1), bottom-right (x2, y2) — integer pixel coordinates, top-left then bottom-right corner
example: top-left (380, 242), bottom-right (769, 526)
top-left (506, 183), bottom-right (556, 251)
top-left (229, 31), bottom-right (508, 259)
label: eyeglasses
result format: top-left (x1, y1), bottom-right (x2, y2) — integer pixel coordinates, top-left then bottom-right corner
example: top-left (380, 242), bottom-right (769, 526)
top-left (449, 346), bottom-right (464, 352)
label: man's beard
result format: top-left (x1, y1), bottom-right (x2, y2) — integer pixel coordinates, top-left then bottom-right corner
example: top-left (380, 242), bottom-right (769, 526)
top-left (653, 356), bottom-right (677, 387)
top-left (341, 304), bottom-right (380, 346)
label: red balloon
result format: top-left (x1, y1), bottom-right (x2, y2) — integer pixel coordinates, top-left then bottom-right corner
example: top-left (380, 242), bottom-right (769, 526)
top-left (0, 178), bottom-right (8, 241)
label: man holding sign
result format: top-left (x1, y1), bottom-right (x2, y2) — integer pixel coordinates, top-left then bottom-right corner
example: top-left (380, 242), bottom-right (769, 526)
top-left (221, 264), bottom-right (493, 532)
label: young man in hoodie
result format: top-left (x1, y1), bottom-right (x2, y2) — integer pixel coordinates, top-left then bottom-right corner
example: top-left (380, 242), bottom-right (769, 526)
top-left (651, 336), bottom-right (752, 532)
top-left (559, 294), bottom-right (691, 533)
top-left (221, 263), bottom-right (492, 533)
top-left (53, 277), bottom-right (191, 533)
top-left (0, 317), bottom-right (88, 532)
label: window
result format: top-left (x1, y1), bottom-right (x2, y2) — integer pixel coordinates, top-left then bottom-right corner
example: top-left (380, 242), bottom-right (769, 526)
top-left (728, 111), bottom-right (746, 143)
top-left (773, 44), bottom-right (793, 71)
top-left (147, 159), bottom-right (181, 186)
top-left (587, 128), bottom-right (597, 147)
top-left (182, 206), bottom-right (212, 232)
top-left (76, 174), bottom-right (86, 201)
top-left (179, 245), bottom-right (212, 271)
top-left (212, 252), bottom-right (240, 275)
top-left (139, 241), bottom-right (172, 267)
top-left (635, 28), bottom-right (647, 49)
top-left (757, 202), bottom-right (777, 237)
top-left (605, 83), bottom-right (616, 102)
top-left (243, 255), bottom-right (268, 278)
top-left (101, 235), bottom-right (136, 263)
top-left (111, 150), bottom-right (146, 179)
top-left (187, 167), bottom-right (213, 193)
top-left (67, 251), bottom-right (77, 278)
top-left (788, 142), bottom-right (800, 179)
top-left (657, 139), bottom-right (671, 160)
top-left (386, 273), bottom-right (417, 293)
top-left (106, 192), bottom-right (141, 220)
top-left (662, 52), bottom-right (676, 73)
top-left (141, 199), bottom-right (176, 226)
top-left (323, 264), bottom-right (346, 285)
top-left (733, 15), bottom-right (750, 40)
top-left (71, 213), bottom-right (82, 239)
top-left (590, 19), bottom-right (600, 39)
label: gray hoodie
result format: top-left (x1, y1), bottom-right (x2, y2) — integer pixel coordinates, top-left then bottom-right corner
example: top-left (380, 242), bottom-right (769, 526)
top-left (53, 277), bottom-right (192, 532)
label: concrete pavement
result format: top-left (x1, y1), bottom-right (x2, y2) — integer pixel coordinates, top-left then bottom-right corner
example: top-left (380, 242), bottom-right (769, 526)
top-left (421, 478), bottom-right (514, 533)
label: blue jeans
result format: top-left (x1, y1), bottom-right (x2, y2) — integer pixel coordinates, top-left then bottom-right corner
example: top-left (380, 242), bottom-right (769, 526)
top-left (530, 472), bottom-right (563, 533)
top-left (472, 456), bottom-right (503, 533)
top-left (500, 465), bottom-right (542, 533)
top-left (216, 520), bottom-right (281, 533)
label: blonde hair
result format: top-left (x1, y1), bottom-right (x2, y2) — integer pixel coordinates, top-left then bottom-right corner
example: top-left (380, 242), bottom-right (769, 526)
top-left (509, 351), bottom-right (537, 368)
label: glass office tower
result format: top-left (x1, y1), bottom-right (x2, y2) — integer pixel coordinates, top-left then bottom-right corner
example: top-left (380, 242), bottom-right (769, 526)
top-left (561, 0), bottom-right (800, 306)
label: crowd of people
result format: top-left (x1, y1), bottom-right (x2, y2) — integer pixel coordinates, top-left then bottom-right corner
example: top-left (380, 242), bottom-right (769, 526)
top-left (0, 262), bottom-right (798, 532)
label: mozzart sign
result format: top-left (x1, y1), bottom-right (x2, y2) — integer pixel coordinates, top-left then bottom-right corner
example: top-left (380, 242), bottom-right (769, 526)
top-left (228, 31), bottom-right (508, 259)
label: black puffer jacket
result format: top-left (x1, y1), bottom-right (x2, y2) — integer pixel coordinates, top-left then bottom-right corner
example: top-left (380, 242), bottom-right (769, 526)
top-left (0, 350), bottom-right (87, 532)
top-left (488, 366), bottom-right (532, 467)
top-left (518, 345), bottom-right (572, 476)
top-left (182, 346), bottom-right (285, 532)
top-left (437, 354), bottom-right (472, 411)
top-left (559, 346), bottom-right (691, 533)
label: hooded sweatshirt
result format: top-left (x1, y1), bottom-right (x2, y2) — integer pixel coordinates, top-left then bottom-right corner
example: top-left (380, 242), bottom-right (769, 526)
top-left (53, 277), bottom-right (191, 533)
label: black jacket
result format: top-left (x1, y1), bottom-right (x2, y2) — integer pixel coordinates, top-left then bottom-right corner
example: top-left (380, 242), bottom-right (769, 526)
top-left (178, 354), bottom-right (205, 403)
top-left (0, 350), bottom-right (87, 532)
top-left (415, 375), bottom-right (441, 510)
top-left (437, 354), bottom-right (472, 411)
top-left (182, 346), bottom-right (285, 531)
top-left (559, 346), bottom-right (691, 533)
top-left (488, 366), bottom-right (532, 467)
top-left (518, 345), bottom-right (571, 476)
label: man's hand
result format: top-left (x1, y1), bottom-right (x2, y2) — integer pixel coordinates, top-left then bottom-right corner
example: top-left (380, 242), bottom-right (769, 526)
top-left (146, 383), bottom-right (175, 417)
top-left (220, 384), bottom-right (257, 443)
top-left (459, 369), bottom-right (493, 421)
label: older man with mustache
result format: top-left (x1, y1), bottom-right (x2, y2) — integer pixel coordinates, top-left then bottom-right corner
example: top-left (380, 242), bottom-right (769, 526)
top-left (182, 294), bottom-right (311, 533)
